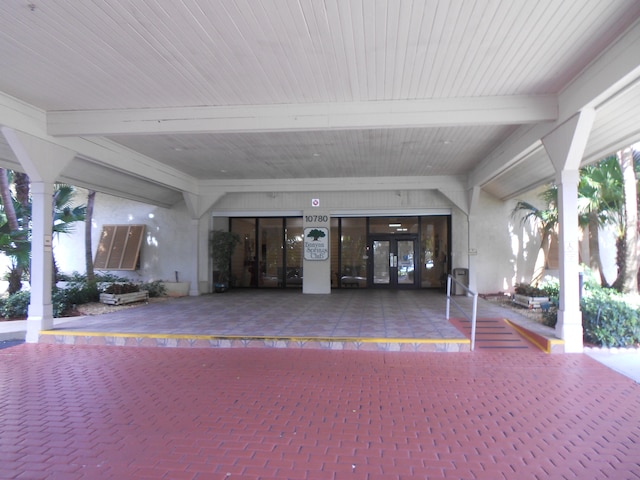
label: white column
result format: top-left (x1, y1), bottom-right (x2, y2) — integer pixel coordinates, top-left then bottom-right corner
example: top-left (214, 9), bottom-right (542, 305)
top-left (1, 128), bottom-right (75, 342)
top-left (467, 186), bottom-right (481, 293)
top-left (555, 169), bottom-right (583, 352)
top-left (542, 109), bottom-right (595, 353)
top-left (27, 182), bottom-right (55, 341)
top-left (302, 210), bottom-right (331, 294)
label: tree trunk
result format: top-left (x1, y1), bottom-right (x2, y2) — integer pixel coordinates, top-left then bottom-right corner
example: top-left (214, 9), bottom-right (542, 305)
top-left (531, 231), bottom-right (551, 286)
top-left (85, 190), bottom-right (96, 283)
top-left (617, 147), bottom-right (638, 293)
top-left (0, 169), bottom-right (18, 231)
top-left (0, 169), bottom-right (23, 294)
top-left (587, 211), bottom-right (606, 286)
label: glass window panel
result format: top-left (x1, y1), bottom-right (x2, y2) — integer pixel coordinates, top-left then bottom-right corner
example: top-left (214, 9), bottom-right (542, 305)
top-left (340, 218), bottom-right (367, 287)
top-left (259, 218), bottom-right (283, 288)
top-left (230, 218), bottom-right (256, 287)
top-left (369, 217), bottom-right (418, 234)
top-left (330, 218), bottom-right (339, 288)
top-left (420, 217), bottom-right (449, 288)
top-left (284, 218), bottom-right (303, 288)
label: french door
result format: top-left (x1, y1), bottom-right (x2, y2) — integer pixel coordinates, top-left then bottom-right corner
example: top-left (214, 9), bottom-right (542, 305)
top-left (370, 236), bottom-right (418, 288)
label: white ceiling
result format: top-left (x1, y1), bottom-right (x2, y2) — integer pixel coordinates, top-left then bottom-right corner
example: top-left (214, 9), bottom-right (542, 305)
top-left (0, 0), bottom-right (639, 208)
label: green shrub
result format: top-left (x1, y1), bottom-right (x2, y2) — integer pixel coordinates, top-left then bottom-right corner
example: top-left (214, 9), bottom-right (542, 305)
top-left (140, 280), bottom-right (166, 298)
top-left (581, 287), bottom-right (640, 348)
top-left (0, 291), bottom-right (30, 318)
top-left (53, 282), bottom-right (100, 317)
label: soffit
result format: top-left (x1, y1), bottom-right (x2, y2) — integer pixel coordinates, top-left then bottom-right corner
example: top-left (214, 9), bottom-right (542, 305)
top-left (0, 1), bottom-right (638, 204)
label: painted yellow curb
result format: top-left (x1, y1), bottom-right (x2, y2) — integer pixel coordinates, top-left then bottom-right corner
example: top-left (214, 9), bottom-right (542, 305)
top-left (39, 330), bottom-right (469, 344)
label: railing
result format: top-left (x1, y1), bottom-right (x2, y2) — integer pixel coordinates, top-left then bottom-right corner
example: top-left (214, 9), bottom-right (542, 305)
top-left (446, 274), bottom-right (478, 351)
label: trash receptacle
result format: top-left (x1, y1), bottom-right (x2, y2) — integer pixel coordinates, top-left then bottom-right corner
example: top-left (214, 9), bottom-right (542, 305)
top-left (452, 268), bottom-right (469, 295)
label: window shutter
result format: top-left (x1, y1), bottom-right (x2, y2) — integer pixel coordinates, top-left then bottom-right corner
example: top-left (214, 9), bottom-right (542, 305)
top-left (94, 225), bottom-right (145, 270)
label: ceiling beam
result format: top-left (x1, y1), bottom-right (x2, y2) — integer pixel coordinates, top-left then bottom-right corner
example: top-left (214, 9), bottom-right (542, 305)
top-left (47, 95), bottom-right (558, 137)
top-left (0, 91), bottom-right (197, 195)
top-left (469, 17), bottom-right (640, 190)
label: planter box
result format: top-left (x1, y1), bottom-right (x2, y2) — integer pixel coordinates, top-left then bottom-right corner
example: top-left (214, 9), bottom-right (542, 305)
top-left (100, 291), bottom-right (149, 306)
top-left (513, 294), bottom-right (549, 310)
top-left (161, 281), bottom-right (190, 297)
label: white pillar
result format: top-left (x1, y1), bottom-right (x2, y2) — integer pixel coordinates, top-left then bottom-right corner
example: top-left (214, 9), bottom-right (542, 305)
top-left (555, 169), bottom-right (583, 352)
top-left (1, 128), bottom-right (75, 342)
top-left (467, 186), bottom-right (481, 293)
top-left (27, 182), bottom-right (55, 340)
top-left (302, 210), bottom-right (331, 294)
top-left (542, 109), bottom-right (595, 353)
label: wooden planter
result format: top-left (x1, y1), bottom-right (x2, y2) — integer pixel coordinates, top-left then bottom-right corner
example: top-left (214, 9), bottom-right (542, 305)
top-left (513, 294), bottom-right (550, 309)
top-left (100, 291), bottom-right (149, 306)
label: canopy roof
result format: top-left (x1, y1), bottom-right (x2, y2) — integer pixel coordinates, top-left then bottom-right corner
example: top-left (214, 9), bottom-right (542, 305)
top-left (1, 0), bottom-right (639, 208)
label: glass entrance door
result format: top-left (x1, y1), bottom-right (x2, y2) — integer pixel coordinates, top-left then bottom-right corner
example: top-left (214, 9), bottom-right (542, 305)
top-left (371, 237), bottom-right (417, 288)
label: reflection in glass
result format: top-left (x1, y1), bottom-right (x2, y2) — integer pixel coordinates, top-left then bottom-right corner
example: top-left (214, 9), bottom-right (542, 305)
top-left (340, 218), bottom-right (367, 287)
top-left (373, 240), bottom-right (390, 284)
top-left (259, 218), bottom-right (283, 288)
top-left (397, 240), bottom-right (415, 285)
top-left (284, 218), bottom-right (303, 288)
top-left (420, 217), bottom-right (449, 288)
top-left (369, 217), bottom-right (418, 234)
top-left (230, 218), bottom-right (256, 287)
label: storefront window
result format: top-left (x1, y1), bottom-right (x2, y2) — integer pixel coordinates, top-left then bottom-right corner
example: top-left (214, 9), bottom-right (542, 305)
top-left (339, 218), bottom-right (367, 288)
top-left (284, 218), bottom-right (303, 288)
top-left (230, 218), bottom-right (256, 287)
top-left (369, 217), bottom-right (418, 234)
top-left (259, 218), bottom-right (283, 288)
top-left (420, 217), bottom-right (449, 288)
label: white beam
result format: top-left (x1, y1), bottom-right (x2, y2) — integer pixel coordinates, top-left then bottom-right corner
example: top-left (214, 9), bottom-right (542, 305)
top-left (470, 18), bottom-right (640, 189)
top-left (198, 175), bottom-right (467, 194)
top-left (0, 92), bottom-right (197, 195)
top-left (47, 96), bottom-right (558, 137)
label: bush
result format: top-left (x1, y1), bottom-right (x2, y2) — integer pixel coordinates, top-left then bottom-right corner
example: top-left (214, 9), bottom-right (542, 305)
top-left (514, 283), bottom-right (548, 297)
top-left (139, 280), bottom-right (166, 298)
top-left (53, 282), bottom-right (100, 317)
top-left (581, 287), bottom-right (640, 348)
top-left (0, 291), bottom-right (30, 318)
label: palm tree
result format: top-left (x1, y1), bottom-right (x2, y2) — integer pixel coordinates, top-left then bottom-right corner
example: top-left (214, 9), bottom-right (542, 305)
top-left (85, 190), bottom-right (96, 283)
top-left (52, 184), bottom-right (86, 282)
top-left (512, 186), bottom-right (558, 286)
top-left (0, 169), bottom-right (29, 293)
top-left (578, 156), bottom-right (623, 287)
top-left (613, 147), bottom-right (638, 293)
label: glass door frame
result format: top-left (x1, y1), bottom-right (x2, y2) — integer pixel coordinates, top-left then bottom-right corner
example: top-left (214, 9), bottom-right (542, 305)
top-left (367, 234), bottom-right (419, 289)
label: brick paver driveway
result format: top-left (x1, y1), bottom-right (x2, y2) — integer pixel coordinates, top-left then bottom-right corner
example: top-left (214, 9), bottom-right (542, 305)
top-left (1, 344), bottom-right (638, 479)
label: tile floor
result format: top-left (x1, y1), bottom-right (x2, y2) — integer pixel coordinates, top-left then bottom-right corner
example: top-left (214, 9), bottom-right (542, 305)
top-left (39, 290), bottom-right (540, 352)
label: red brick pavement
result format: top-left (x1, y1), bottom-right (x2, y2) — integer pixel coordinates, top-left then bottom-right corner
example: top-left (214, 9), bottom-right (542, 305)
top-left (0, 344), bottom-right (639, 479)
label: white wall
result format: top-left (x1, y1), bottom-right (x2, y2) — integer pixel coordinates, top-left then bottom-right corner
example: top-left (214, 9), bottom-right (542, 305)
top-left (471, 189), bottom-right (541, 293)
top-left (50, 186), bottom-right (548, 295)
top-left (55, 190), bottom-right (197, 285)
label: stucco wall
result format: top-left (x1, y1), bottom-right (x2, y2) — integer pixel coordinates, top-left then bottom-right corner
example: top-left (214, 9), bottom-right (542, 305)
top-left (52, 186), bottom-right (545, 295)
top-left (471, 189), bottom-right (541, 293)
top-left (55, 190), bottom-right (199, 285)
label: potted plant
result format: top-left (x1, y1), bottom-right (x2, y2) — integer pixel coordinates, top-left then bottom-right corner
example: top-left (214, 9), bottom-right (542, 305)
top-left (210, 230), bottom-right (240, 292)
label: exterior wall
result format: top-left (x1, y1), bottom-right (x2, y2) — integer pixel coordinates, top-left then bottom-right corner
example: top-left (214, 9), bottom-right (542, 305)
top-left (51, 186), bottom-right (546, 295)
top-left (472, 189), bottom-right (540, 293)
top-left (55, 190), bottom-right (199, 286)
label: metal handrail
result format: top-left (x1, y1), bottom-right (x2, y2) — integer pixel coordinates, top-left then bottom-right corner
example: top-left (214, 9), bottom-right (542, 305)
top-left (446, 274), bottom-right (478, 351)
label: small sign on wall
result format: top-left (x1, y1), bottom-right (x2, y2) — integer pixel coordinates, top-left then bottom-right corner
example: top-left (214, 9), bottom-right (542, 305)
top-left (303, 227), bottom-right (329, 260)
